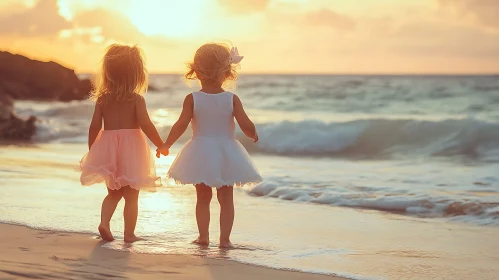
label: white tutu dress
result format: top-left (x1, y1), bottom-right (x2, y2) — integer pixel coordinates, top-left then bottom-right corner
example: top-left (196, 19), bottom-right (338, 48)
top-left (167, 91), bottom-right (262, 188)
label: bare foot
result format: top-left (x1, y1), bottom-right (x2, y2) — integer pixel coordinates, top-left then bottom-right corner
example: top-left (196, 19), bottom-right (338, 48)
top-left (124, 235), bottom-right (144, 243)
top-left (193, 237), bottom-right (210, 246)
top-left (219, 240), bottom-right (234, 249)
top-left (98, 224), bottom-right (114, 242)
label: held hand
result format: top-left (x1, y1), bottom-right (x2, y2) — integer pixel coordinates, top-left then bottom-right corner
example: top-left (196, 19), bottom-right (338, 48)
top-left (156, 144), bottom-right (170, 158)
top-left (253, 132), bottom-right (259, 143)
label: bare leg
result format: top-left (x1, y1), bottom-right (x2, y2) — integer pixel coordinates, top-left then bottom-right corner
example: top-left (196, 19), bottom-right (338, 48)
top-left (123, 186), bottom-right (143, 243)
top-left (194, 184), bottom-right (212, 245)
top-left (99, 188), bottom-right (124, 242)
top-left (217, 186), bottom-right (234, 248)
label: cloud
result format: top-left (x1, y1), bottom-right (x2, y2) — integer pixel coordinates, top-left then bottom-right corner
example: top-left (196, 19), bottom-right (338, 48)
top-left (305, 9), bottom-right (356, 30)
top-left (250, 3), bottom-right (499, 73)
top-left (72, 8), bottom-right (145, 42)
top-left (66, 6), bottom-right (176, 47)
top-left (58, 27), bottom-right (105, 44)
top-left (350, 8), bottom-right (499, 60)
top-left (218, 0), bottom-right (270, 14)
top-left (268, 8), bottom-right (356, 31)
top-left (0, 0), bottom-right (71, 37)
top-left (0, 0), bottom-right (150, 43)
top-left (439, 0), bottom-right (499, 29)
top-left (390, 21), bottom-right (499, 58)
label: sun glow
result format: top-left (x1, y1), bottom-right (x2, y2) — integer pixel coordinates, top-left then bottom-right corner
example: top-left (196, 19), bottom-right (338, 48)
top-left (127, 0), bottom-right (206, 38)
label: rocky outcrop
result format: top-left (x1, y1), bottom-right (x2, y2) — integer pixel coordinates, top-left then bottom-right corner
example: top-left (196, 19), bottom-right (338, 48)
top-left (148, 84), bottom-right (158, 92)
top-left (0, 51), bottom-right (92, 101)
top-left (0, 90), bottom-right (36, 140)
top-left (0, 51), bottom-right (91, 140)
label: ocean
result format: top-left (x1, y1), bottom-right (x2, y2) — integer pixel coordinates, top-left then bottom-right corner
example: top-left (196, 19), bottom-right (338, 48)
top-left (2, 74), bottom-right (499, 280)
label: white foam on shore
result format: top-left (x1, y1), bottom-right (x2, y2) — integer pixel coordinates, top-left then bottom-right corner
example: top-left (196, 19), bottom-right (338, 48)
top-left (249, 180), bottom-right (499, 225)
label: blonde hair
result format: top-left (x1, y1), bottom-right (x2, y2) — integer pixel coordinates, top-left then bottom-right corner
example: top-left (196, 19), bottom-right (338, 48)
top-left (185, 43), bottom-right (238, 86)
top-left (91, 44), bottom-right (148, 102)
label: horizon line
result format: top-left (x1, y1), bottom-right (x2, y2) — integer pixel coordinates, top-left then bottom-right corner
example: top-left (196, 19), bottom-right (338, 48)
top-left (5, 50), bottom-right (498, 77)
top-left (78, 72), bottom-right (499, 76)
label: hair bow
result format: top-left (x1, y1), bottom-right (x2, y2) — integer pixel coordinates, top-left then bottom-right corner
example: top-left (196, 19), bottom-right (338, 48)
top-left (230, 47), bottom-right (244, 64)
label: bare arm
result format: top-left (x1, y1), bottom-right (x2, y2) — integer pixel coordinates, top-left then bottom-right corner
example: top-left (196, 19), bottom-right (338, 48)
top-left (88, 103), bottom-right (102, 149)
top-left (136, 96), bottom-right (163, 147)
top-left (233, 94), bottom-right (258, 142)
top-left (160, 94), bottom-right (194, 150)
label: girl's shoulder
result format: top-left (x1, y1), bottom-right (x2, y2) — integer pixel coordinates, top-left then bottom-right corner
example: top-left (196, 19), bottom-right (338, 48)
top-left (96, 95), bottom-right (106, 104)
top-left (134, 94), bottom-right (145, 102)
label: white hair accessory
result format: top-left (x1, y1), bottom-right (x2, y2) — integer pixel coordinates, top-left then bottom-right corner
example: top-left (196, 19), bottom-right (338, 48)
top-left (230, 47), bottom-right (244, 64)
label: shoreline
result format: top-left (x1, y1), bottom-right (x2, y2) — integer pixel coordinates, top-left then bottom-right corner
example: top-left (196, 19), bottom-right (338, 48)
top-left (0, 223), bottom-right (345, 280)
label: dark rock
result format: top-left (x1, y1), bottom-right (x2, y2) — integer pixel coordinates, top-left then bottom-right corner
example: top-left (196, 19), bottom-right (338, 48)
top-left (0, 51), bottom-right (91, 141)
top-left (0, 80), bottom-right (31, 99)
top-left (0, 51), bottom-right (92, 101)
top-left (0, 91), bottom-right (13, 119)
top-left (0, 114), bottom-right (37, 140)
top-left (79, 79), bottom-right (93, 97)
top-left (0, 90), bottom-right (36, 140)
top-left (148, 84), bottom-right (159, 92)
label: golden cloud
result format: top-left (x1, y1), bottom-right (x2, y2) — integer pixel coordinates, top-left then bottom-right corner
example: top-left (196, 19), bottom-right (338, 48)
top-left (0, 0), bottom-right (71, 37)
top-left (218, 0), bottom-right (270, 14)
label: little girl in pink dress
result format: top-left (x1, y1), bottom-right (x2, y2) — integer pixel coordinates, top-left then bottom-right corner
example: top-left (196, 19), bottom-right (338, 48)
top-left (79, 44), bottom-right (163, 243)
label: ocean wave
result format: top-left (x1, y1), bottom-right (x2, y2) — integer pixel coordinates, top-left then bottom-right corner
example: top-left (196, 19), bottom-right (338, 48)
top-left (242, 118), bottom-right (499, 159)
top-left (249, 181), bottom-right (499, 225)
top-left (29, 113), bottom-right (499, 160)
top-left (15, 100), bottom-right (95, 119)
top-left (34, 121), bottom-right (88, 142)
top-left (17, 98), bottom-right (499, 160)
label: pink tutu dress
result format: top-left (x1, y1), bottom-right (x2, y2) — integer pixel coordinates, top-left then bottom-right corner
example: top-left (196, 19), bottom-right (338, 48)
top-left (80, 129), bottom-right (160, 190)
top-left (167, 91), bottom-right (262, 188)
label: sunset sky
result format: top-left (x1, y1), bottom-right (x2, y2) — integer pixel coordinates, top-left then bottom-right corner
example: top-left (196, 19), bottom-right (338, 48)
top-left (2, 0), bottom-right (498, 74)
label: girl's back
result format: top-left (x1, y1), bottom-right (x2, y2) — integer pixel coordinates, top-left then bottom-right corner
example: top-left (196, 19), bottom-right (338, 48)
top-left (191, 91), bottom-right (235, 139)
top-left (100, 97), bottom-right (140, 130)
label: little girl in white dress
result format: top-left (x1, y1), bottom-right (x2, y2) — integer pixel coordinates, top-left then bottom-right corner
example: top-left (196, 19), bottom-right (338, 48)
top-left (156, 43), bottom-right (261, 248)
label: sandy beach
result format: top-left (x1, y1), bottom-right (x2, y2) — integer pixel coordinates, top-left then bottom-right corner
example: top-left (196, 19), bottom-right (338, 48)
top-left (0, 224), bottom-right (341, 280)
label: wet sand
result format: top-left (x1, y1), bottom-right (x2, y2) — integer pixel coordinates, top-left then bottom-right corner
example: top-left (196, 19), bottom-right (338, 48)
top-left (0, 224), bottom-right (342, 280)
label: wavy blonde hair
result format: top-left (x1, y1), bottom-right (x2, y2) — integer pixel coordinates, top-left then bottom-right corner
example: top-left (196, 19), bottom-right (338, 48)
top-left (91, 44), bottom-right (148, 102)
top-left (185, 43), bottom-right (238, 86)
